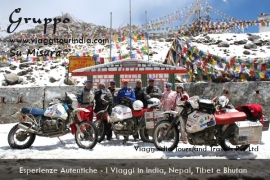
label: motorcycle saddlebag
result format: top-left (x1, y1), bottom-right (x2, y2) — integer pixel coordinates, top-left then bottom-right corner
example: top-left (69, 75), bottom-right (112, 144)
top-left (198, 99), bottom-right (215, 114)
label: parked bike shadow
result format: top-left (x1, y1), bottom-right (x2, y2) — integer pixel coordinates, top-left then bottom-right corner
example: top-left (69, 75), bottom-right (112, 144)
top-left (98, 137), bottom-right (153, 147)
top-left (2, 138), bottom-right (95, 151)
top-left (29, 138), bottom-right (81, 151)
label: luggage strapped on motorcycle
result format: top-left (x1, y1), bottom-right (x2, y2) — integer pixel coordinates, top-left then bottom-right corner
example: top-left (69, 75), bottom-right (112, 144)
top-left (235, 104), bottom-right (263, 123)
top-left (118, 97), bottom-right (133, 109)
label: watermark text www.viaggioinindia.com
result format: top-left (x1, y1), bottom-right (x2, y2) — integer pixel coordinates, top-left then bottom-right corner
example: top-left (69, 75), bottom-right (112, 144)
top-left (9, 37), bottom-right (109, 45)
top-left (7, 37), bottom-right (109, 57)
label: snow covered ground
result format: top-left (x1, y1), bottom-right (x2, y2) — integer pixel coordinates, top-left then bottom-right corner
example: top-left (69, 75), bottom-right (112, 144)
top-left (1, 32), bottom-right (270, 87)
top-left (191, 32), bottom-right (270, 59)
top-left (0, 123), bottom-right (269, 159)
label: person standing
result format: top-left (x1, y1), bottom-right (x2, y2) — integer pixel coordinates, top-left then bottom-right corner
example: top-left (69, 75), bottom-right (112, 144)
top-left (174, 84), bottom-right (189, 144)
top-left (94, 82), bottom-right (113, 140)
top-left (116, 79), bottom-right (136, 103)
top-left (134, 79), bottom-right (151, 108)
top-left (108, 80), bottom-right (118, 107)
top-left (76, 80), bottom-right (95, 121)
top-left (107, 80), bottom-right (120, 139)
top-left (144, 77), bottom-right (162, 99)
top-left (133, 79), bottom-right (151, 140)
top-left (160, 82), bottom-right (177, 111)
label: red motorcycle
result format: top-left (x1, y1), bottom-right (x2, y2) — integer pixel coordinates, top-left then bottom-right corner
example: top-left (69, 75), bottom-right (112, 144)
top-left (94, 97), bottom-right (161, 143)
top-left (152, 97), bottom-right (268, 151)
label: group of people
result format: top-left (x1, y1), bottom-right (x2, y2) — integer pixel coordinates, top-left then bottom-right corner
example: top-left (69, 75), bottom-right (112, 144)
top-left (76, 78), bottom-right (233, 144)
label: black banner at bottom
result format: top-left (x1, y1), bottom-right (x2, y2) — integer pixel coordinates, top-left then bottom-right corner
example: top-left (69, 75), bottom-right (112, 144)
top-left (1, 159), bottom-right (269, 180)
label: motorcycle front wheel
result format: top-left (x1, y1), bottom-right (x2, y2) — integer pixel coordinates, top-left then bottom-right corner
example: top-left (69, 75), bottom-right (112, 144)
top-left (153, 120), bottom-right (179, 151)
top-left (75, 121), bottom-right (98, 149)
top-left (8, 123), bottom-right (36, 149)
top-left (219, 138), bottom-right (250, 151)
top-left (93, 119), bottom-right (106, 143)
top-left (140, 127), bottom-right (153, 143)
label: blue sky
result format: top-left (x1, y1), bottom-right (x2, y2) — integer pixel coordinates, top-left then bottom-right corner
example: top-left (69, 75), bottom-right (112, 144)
top-left (0, 0), bottom-right (270, 37)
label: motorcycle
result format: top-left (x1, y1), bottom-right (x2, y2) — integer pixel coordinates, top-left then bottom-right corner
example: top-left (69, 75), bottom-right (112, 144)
top-left (94, 96), bottom-right (161, 143)
top-left (8, 92), bottom-right (98, 149)
top-left (152, 96), bottom-right (266, 151)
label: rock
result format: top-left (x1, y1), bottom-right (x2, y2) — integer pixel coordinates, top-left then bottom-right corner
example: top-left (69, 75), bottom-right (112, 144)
top-left (45, 69), bottom-right (50, 72)
top-left (49, 76), bottom-right (60, 83)
top-left (244, 43), bottom-right (257, 49)
top-left (64, 77), bottom-right (77, 85)
top-left (243, 50), bottom-right (251, 55)
top-left (234, 39), bottom-right (247, 45)
top-left (248, 35), bottom-right (260, 41)
top-left (3, 73), bottom-right (19, 85)
top-left (26, 76), bottom-right (31, 80)
top-left (50, 65), bottom-right (57, 69)
top-left (27, 68), bottom-right (33, 72)
top-left (253, 39), bottom-right (263, 46)
top-left (5, 70), bottom-right (11, 74)
top-left (17, 71), bottom-right (28, 76)
top-left (2, 81), bottom-right (8, 86)
top-left (165, 38), bottom-right (174, 42)
top-left (9, 64), bottom-right (17, 70)
top-left (218, 41), bottom-right (230, 47)
top-left (31, 77), bottom-right (36, 82)
top-left (214, 40), bottom-right (223, 45)
top-left (19, 63), bottom-right (29, 69)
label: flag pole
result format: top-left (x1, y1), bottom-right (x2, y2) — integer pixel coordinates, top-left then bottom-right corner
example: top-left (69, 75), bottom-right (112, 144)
top-left (110, 12), bottom-right (112, 62)
top-left (129, 0), bottom-right (132, 58)
top-left (145, 11), bottom-right (150, 61)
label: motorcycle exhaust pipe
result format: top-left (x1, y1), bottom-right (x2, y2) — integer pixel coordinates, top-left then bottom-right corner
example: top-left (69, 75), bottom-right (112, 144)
top-left (18, 123), bottom-right (41, 134)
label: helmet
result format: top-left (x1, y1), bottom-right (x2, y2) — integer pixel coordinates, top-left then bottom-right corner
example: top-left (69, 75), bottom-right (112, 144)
top-left (217, 95), bottom-right (229, 108)
top-left (132, 100), bottom-right (144, 110)
top-left (147, 98), bottom-right (161, 108)
top-left (176, 84), bottom-right (184, 91)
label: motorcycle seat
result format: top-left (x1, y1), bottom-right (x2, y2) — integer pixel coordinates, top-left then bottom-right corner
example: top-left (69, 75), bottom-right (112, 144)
top-left (132, 108), bottom-right (153, 117)
top-left (21, 107), bottom-right (46, 115)
top-left (163, 110), bottom-right (178, 115)
top-left (215, 112), bottom-right (247, 124)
